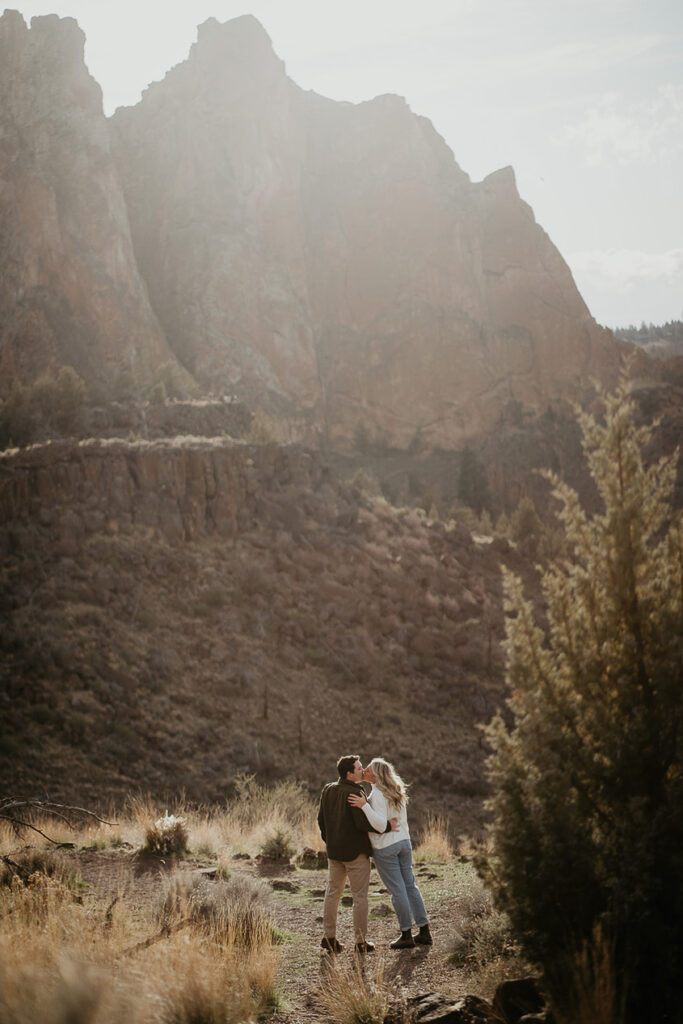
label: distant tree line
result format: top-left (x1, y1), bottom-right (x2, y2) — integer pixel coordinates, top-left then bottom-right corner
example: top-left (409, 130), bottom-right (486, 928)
top-left (614, 319), bottom-right (683, 353)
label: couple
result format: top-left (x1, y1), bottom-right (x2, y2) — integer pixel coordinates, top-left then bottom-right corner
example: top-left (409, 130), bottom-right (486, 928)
top-left (317, 753), bottom-right (432, 954)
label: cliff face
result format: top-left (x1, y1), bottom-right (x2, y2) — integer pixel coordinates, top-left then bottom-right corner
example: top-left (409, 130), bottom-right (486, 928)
top-left (0, 437), bottom-right (514, 828)
top-left (111, 15), bottom-right (623, 448)
top-left (110, 17), bottom-right (318, 407)
top-left (0, 11), bottom-right (175, 394)
top-left (1, 11), bottom-right (626, 444)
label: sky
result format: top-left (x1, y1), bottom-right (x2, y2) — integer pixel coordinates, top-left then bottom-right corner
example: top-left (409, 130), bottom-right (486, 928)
top-left (8, 0), bottom-right (683, 328)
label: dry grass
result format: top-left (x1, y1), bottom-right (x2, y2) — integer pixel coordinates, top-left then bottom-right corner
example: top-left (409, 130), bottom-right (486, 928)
top-left (0, 791), bottom-right (538, 1022)
top-left (549, 924), bottom-right (625, 1024)
top-left (0, 844), bottom-right (279, 1024)
top-left (0, 848), bottom-right (81, 890)
top-left (315, 955), bottom-right (414, 1024)
top-left (444, 866), bottom-right (528, 997)
top-left (128, 794), bottom-right (189, 855)
top-left (156, 871), bottom-right (277, 948)
top-left (219, 776), bottom-right (320, 856)
top-left (413, 815), bottom-right (454, 863)
top-left (1, 781), bottom-right (320, 866)
top-left (0, 813), bottom-right (84, 850)
top-left (80, 820), bottom-right (128, 850)
top-left (0, 790), bottom-right (292, 1024)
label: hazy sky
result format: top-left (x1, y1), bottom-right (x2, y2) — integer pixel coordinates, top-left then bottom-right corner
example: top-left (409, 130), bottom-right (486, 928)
top-left (8, 0), bottom-right (683, 328)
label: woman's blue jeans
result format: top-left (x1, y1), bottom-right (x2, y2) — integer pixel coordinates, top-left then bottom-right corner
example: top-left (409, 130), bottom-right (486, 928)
top-left (371, 839), bottom-right (429, 932)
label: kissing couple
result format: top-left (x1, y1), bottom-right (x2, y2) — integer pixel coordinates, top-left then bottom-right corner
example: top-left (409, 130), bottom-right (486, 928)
top-left (317, 753), bottom-right (432, 954)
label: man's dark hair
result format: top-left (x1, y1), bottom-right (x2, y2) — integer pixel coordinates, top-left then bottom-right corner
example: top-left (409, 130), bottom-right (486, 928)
top-left (337, 754), bottom-right (360, 779)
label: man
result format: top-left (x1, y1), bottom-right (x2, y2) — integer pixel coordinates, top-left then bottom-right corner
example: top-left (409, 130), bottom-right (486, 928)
top-left (317, 753), bottom-right (384, 954)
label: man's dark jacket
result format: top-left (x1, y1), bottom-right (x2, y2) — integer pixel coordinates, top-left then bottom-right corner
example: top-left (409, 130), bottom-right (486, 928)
top-left (318, 778), bottom-right (378, 861)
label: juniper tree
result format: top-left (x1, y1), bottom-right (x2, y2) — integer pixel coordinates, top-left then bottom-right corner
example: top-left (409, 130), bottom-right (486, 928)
top-left (478, 379), bottom-right (683, 1024)
top-left (458, 446), bottom-right (490, 515)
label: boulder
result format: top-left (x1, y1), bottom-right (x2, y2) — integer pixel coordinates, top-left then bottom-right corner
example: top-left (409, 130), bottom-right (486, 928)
top-left (492, 978), bottom-right (547, 1024)
top-left (409, 992), bottom-right (500, 1023)
top-left (297, 846), bottom-right (328, 869)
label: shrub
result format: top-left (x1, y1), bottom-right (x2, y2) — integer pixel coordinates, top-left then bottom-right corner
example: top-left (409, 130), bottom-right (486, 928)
top-left (0, 850), bottom-right (80, 891)
top-left (158, 872), bottom-right (276, 948)
top-left (458, 446), bottom-right (490, 515)
top-left (0, 381), bottom-right (31, 447)
top-left (316, 956), bottom-right (413, 1024)
top-left (246, 409), bottom-right (280, 444)
top-left (150, 359), bottom-right (198, 401)
top-left (0, 366), bottom-right (86, 447)
top-left (111, 369), bottom-right (139, 404)
top-left (349, 467), bottom-right (382, 496)
top-left (259, 828), bottom-right (295, 861)
top-left (509, 495), bottom-right (541, 544)
top-left (147, 380), bottom-right (167, 405)
top-left (447, 873), bottom-right (516, 967)
top-left (478, 378), bottom-right (683, 1023)
top-left (143, 812), bottom-right (189, 856)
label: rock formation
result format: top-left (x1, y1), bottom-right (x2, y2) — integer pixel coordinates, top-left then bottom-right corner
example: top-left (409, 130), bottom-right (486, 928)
top-left (1, 11), bottom-right (629, 446)
top-left (111, 14), bottom-right (625, 448)
top-left (0, 10), bottom-right (176, 394)
top-left (110, 16), bottom-right (319, 410)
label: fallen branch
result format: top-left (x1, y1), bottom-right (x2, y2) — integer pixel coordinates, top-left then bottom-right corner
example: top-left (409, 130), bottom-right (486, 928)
top-left (117, 917), bottom-right (193, 958)
top-left (0, 796), bottom-right (118, 845)
top-left (1, 854), bottom-right (31, 884)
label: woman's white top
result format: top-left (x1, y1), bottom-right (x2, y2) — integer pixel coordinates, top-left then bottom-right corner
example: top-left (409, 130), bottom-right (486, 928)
top-left (361, 785), bottom-right (411, 850)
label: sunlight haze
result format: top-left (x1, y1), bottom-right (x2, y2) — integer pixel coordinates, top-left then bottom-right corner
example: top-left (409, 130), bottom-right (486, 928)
top-left (8, 0), bottom-right (683, 327)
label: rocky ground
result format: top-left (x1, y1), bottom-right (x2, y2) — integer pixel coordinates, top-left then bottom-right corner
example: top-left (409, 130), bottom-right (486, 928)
top-left (65, 844), bottom-right (525, 1024)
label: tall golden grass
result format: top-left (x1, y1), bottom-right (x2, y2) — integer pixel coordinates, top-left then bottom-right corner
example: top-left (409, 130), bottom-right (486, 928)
top-left (315, 955), bottom-right (414, 1024)
top-left (412, 814), bottom-right (454, 863)
top-left (123, 778), bottom-right (318, 860)
top-left (0, 857), bottom-right (279, 1024)
top-left (0, 781), bottom-right (321, 1024)
top-left (1, 778), bottom-right (319, 860)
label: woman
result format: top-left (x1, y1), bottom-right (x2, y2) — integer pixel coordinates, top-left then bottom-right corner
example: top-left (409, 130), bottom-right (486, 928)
top-left (348, 757), bottom-right (432, 949)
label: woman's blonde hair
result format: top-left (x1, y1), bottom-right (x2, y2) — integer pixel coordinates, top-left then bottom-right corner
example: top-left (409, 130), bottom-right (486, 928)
top-left (370, 757), bottom-right (408, 810)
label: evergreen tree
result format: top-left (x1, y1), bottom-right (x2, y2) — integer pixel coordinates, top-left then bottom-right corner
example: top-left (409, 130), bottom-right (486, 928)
top-left (458, 446), bottom-right (490, 515)
top-left (478, 379), bottom-right (683, 1023)
top-left (510, 495), bottom-right (542, 544)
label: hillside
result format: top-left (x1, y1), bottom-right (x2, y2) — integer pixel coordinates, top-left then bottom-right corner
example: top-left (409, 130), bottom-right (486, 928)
top-left (0, 437), bottom-right (535, 835)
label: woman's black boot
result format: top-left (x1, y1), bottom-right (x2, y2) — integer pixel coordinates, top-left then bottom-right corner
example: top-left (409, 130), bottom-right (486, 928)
top-left (414, 924), bottom-right (433, 945)
top-left (390, 929), bottom-right (415, 949)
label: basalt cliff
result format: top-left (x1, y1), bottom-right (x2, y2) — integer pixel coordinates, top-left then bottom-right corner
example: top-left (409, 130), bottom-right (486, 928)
top-left (1, 10), bottom-right (627, 447)
top-left (0, 436), bottom-right (520, 830)
top-left (0, 11), bottom-right (177, 391)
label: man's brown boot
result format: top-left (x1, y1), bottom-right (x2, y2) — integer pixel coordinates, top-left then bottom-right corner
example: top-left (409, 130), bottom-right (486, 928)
top-left (321, 936), bottom-right (343, 954)
top-left (389, 929), bottom-right (415, 949)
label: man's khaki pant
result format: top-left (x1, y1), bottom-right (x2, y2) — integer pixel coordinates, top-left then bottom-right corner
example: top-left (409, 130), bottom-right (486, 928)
top-left (323, 853), bottom-right (371, 943)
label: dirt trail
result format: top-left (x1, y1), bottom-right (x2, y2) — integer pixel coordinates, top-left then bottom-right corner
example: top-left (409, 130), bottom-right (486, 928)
top-left (70, 846), bottom-right (469, 1022)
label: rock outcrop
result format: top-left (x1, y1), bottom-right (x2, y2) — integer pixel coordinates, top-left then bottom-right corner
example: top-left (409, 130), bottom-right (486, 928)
top-left (0, 11), bottom-right (177, 394)
top-left (1, 11), bottom-right (629, 445)
top-left (111, 14), bottom-right (625, 448)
